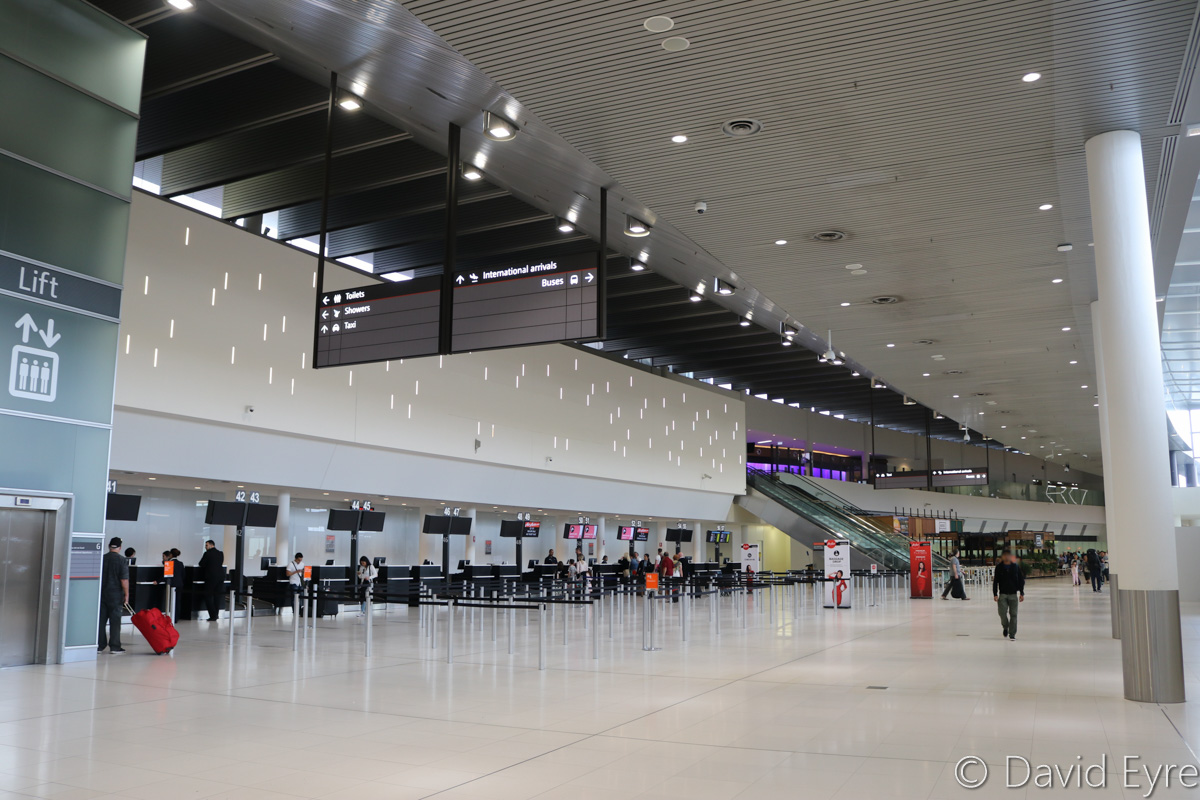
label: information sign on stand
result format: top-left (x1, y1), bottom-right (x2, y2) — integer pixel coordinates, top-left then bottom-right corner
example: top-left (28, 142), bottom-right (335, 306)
top-left (739, 542), bottom-right (760, 573)
top-left (910, 541), bottom-right (933, 598)
top-left (824, 539), bottom-right (851, 608)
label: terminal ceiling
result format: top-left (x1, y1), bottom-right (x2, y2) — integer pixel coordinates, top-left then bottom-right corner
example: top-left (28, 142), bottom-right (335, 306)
top-left (92, 0), bottom-right (1200, 459)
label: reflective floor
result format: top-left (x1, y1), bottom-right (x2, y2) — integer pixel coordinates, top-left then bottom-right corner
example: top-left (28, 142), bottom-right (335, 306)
top-left (2, 577), bottom-right (1199, 799)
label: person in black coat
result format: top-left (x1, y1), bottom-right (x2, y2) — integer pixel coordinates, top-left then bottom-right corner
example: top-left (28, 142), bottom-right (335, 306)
top-left (1086, 549), bottom-right (1103, 593)
top-left (198, 539), bottom-right (225, 621)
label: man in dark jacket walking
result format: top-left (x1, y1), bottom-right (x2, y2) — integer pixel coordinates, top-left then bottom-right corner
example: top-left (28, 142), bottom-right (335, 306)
top-left (1086, 549), bottom-right (1103, 592)
top-left (198, 539), bottom-right (225, 621)
top-left (992, 550), bottom-right (1025, 640)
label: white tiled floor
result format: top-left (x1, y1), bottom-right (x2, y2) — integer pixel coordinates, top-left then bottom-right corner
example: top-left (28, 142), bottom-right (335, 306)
top-left (3, 577), bottom-right (1200, 799)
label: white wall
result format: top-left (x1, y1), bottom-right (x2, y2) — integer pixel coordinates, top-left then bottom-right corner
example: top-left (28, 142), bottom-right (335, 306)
top-left (113, 193), bottom-right (744, 508)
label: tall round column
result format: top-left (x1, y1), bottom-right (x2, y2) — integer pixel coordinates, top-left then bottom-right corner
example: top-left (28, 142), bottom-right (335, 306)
top-left (1089, 303), bottom-right (1120, 639)
top-left (1086, 130), bottom-right (1184, 702)
top-left (275, 491), bottom-right (292, 567)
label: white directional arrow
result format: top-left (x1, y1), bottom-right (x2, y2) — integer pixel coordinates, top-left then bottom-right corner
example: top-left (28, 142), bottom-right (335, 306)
top-left (584, 272), bottom-right (595, 283)
top-left (322, 295), bottom-right (331, 305)
top-left (14, 314), bottom-right (37, 344)
top-left (321, 324), bottom-right (329, 334)
top-left (455, 275), bottom-right (465, 285)
top-left (321, 309), bottom-right (329, 320)
top-left (38, 319), bottom-right (60, 348)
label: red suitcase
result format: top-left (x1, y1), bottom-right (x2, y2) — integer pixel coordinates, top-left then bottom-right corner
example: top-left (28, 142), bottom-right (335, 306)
top-left (130, 608), bottom-right (179, 654)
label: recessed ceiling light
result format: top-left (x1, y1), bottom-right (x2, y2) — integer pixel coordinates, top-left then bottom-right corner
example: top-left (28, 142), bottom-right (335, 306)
top-left (1069, 360), bottom-right (1078, 365)
top-left (461, 163), bottom-right (483, 181)
top-left (952, 394), bottom-right (960, 398)
top-left (166, 0), bottom-right (194, 9)
top-left (662, 36), bottom-right (690, 52)
top-left (845, 263), bottom-right (863, 270)
top-left (1062, 326), bottom-right (1071, 332)
top-left (886, 343), bottom-right (895, 348)
top-left (1001, 425), bottom-right (1007, 429)
top-left (625, 216), bottom-right (650, 237)
top-left (781, 338), bottom-right (793, 347)
top-left (670, 134), bottom-right (688, 143)
top-left (689, 293), bottom-right (702, 302)
top-left (483, 110), bottom-right (518, 141)
top-left (923, 373), bottom-right (930, 377)
top-left (1021, 436), bottom-right (1027, 440)
top-left (1081, 385), bottom-right (1089, 389)
top-left (1039, 203), bottom-right (1053, 211)
top-left (630, 261), bottom-right (646, 272)
top-left (714, 279), bottom-right (735, 296)
top-left (1057, 243), bottom-right (1073, 252)
top-left (739, 318), bottom-right (751, 327)
top-left (851, 269), bottom-right (868, 275)
top-left (1051, 278), bottom-right (1063, 284)
top-left (1022, 72), bottom-right (1042, 82)
top-left (148, 477), bottom-right (156, 480)
top-left (194, 486), bottom-right (201, 490)
top-left (338, 96), bottom-right (362, 111)
top-left (840, 302), bottom-right (850, 307)
top-left (644, 15), bottom-right (674, 32)
top-left (774, 239), bottom-right (788, 245)
top-left (556, 218), bottom-right (574, 233)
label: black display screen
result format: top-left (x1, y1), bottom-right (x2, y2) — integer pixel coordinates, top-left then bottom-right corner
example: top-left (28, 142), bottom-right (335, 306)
top-left (105, 493), bottom-right (141, 522)
top-left (500, 520), bottom-right (541, 538)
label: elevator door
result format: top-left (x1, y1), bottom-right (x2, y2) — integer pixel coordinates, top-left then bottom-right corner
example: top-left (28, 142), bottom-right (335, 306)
top-left (0, 510), bottom-right (46, 667)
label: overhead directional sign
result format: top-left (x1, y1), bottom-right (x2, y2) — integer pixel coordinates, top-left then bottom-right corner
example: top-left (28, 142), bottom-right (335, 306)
top-left (451, 251), bottom-right (599, 352)
top-left (315, 276), bottom-right (440, 367)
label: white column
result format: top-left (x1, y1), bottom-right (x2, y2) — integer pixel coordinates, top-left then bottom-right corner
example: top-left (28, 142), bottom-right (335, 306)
top-left (595, 515), bottom-right (607, 562)
top-left (1087, 129), bottom-right (1184, 702)
top-left (417, 507), bottom-right (437, 565)
top-left (275, 491), bottom-right (292, 566)
top-left (1090, 302), bottom-right (1120, 639)
top-left (461, 507), bottom-right (477, 567)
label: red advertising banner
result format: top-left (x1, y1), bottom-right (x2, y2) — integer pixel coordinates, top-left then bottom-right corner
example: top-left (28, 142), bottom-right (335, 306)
top-left (910, 541), bottom-right (932, 598)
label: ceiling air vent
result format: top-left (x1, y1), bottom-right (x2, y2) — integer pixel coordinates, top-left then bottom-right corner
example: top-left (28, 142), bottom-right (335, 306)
top-left (870, 295), bottom-right (901, 305)
top-left (943, 369), bottom-right (966, 375)
top-left (812, 230), bottom-right (847, 242)
top-left (721, 119), bottom-right (763, 137)
top-left (972, 392), bottom-right (991, 397)
top-left (913, 339), bottom-right (936, 346)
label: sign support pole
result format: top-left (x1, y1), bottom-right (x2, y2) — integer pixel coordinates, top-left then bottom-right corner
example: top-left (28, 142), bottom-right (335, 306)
top-left (311, 71), bottom-right (338, 367)
top-left (439, 123), bottom-right (460, 355)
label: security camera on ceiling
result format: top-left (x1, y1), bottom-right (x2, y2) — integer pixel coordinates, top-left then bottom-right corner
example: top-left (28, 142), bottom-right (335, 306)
top-left (694, 200), bottom-right (707, 214)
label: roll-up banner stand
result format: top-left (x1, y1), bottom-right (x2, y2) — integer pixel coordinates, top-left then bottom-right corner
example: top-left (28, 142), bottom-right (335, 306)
top-left (739, 542), bottom-right (760, 573)
top-left (910, 541), bottom-right (932, 598)
top-left (824, 539), bottom-right (851, 608)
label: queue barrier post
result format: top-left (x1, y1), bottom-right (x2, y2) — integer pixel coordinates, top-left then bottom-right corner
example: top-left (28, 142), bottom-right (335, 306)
top-left (292, 590), bottom-right (300, 652)
top-left (228, 589), bottom-right (236, 647)
top-left (447, 597), bottom-right (455, 664)
top-left (246, 585), bottom-right (253, 637)
top-left (538, 602), bottom-right (546, 670)
top-left (365, 584), bottom-right (373, 658)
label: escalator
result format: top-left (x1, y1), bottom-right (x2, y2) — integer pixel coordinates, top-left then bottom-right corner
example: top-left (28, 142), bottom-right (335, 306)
top-left (737, 469), bottom-right (949, 572)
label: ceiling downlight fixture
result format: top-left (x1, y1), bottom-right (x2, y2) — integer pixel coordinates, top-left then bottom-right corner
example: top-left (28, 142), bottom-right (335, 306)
top-left (624, 216), bottom-right (651, 237)
top-left (714, 278), bottom-right (735, 296)
top-left (1022, 72), bottom-right (1042, 82)
top-left (337, 94), bottom-right (362, 111)
top-left (630, 259), bottom-right (647, 272)
top-left (460, 163), bottom-right (483, 181)
top-left (556, 217), bottom-right (575, 233)
top-left (483, 110), bottom-right (518, 141)
top-left (166, 0), bottom-right (194, 9)
top-left (670, 134), bottom-right (688, 143)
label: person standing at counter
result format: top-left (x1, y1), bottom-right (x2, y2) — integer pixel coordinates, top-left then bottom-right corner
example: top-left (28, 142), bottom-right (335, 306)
top-left (544, 550), bottom-right (558, 565)
top-left (98, 537), bottom-right (129, 654)
top-left (357, 556), bottom-right (377, 616)
top-left (198, 539), bottom-right (224, 621)
top-left (286, 553), bottom-right (305, 592)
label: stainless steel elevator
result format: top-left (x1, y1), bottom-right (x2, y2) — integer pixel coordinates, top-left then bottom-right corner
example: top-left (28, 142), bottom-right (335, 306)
top-left (0, 509), bottom-right (48, 668)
